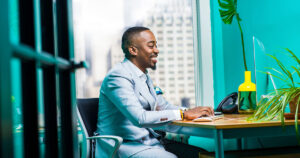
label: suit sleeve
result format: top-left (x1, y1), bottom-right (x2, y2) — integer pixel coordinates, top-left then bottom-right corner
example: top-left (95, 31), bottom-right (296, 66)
top-left (102, 73), bottom-right (178, 128)
top-left (156, 95), bottom-right (182, 110)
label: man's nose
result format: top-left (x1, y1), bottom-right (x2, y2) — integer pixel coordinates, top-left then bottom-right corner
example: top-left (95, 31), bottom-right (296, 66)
top-left (154, 47), bottom-right (159, 54)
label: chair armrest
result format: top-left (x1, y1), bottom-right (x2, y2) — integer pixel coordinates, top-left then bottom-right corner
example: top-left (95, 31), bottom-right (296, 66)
top-left (87, 135), bottom-right (123, 158)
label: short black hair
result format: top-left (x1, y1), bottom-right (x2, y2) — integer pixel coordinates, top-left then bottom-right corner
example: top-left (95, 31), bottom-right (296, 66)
top-left (121, 26), bottom-right (150, 59)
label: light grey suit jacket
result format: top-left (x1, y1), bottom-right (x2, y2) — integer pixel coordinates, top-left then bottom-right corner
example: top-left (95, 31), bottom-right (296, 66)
top-left (95, 59), bottom-right (181, 158)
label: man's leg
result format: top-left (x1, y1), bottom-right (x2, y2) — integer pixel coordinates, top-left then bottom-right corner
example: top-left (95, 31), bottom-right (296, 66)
top-left (162, 138), bottom-right (208, 158)
top-left (129, 147), bottom-right (177, 158)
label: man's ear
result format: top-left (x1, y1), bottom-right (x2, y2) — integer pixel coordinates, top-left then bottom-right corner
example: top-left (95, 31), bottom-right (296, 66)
top-left (128, 46), bottom-right (138, 56)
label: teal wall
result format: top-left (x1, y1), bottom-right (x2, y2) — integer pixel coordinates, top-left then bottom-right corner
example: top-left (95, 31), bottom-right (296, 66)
top-left (189, 0), bottom-right (300, 151)
top-left (212, 0), bottom-right (300, 104)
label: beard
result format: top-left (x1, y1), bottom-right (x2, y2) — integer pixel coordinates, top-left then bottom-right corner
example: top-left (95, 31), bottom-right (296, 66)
top-left (150, 64), bottom-right (157, 70)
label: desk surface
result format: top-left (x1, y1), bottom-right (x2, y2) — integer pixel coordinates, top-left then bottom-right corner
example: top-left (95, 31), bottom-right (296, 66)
top-left (172, 114), bottom-right (300, 129)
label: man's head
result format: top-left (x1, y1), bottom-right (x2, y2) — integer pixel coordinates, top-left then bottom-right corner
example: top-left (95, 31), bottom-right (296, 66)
top-left (121, 27), bottom-right (159, 73)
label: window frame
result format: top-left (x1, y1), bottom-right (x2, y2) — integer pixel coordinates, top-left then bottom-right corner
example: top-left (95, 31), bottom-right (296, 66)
top-left (192, 0), bottom-right (214, 107)
top-left (0, 0), bottom-right (82, 157)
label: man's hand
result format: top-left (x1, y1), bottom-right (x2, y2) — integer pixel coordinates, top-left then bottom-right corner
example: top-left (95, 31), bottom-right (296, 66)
top-left (184, 106), bottom-right (214, 120)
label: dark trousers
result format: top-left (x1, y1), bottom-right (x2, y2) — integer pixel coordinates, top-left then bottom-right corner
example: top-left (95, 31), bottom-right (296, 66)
top-left (161, 138), bottom-right (208, 158)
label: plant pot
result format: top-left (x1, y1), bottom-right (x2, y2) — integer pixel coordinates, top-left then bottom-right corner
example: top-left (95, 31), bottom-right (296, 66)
top-left (284, 94), bottom-right (300, 120)
top-left (289, 94), bottom-right (300, 113)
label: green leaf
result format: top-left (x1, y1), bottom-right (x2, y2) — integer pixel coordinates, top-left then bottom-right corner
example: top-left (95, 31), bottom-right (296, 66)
top-left (218, 0), bottom-right (237, 24)
top-left (263, 68), bottom-right (289, 83)
top-left (219, 9), bottom-right (234, 17)
top-left (267, 54), bottom-right (295, 87)
top-left (285, 48), bottom-right (300, 65)
top-left (223, 14), bottom-right (234, 24)
top-left (291, 66), bottom-right (300, 78)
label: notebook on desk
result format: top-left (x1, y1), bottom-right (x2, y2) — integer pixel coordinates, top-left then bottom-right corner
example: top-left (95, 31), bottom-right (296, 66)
top-left (192, 115), bottom-right (224, 122)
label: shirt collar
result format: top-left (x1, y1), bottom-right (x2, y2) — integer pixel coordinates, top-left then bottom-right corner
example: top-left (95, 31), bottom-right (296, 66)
top-left (124, 58), bottom-right (148, 81)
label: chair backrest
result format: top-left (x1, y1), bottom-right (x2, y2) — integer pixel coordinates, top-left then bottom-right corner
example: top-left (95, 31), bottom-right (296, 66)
top-left (77, 98), bottom-right (99, 137)
top-left (77, 98), bottom-right (123, 158)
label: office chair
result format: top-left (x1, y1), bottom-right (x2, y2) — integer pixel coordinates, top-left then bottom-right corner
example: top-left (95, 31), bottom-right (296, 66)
top-left (77, 98), bottom-right (122, 158)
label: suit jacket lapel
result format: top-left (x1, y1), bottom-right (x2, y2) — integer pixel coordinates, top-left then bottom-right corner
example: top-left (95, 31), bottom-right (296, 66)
top-left (122, 60), bottom-right (155, 109)
top-left (136, 79), bottom-right (155, 108)
top-left (146, 74), bottom-right (157, 111)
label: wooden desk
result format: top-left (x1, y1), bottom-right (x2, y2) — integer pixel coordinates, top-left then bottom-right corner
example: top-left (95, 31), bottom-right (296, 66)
top-left (169, 114), bottom-right (299, 158)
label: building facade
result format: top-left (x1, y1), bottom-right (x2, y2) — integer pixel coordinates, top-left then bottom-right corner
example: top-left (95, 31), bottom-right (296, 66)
top-left (109, 0), bottom-right (195, 107)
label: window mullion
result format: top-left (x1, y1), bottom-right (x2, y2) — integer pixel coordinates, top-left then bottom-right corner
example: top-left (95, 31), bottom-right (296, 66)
top-left (33, 0), bottom-right (48, 157)
top-left (192, 0), bottom-right (214, 108)
top-left (0, 0), bottom-right (14, 157)
top-left (12, 44), bottom-right (71, 69)
top-left (53, 0), bottom-right (79, 157)
top-left (192, 0), bottom-right (204, 106)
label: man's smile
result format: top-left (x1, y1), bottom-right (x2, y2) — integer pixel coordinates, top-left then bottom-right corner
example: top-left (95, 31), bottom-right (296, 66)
top-left (150, 54), bottom-right (158, 64)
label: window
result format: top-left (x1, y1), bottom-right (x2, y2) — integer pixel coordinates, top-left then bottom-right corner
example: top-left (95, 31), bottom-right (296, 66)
top-left (169, 71), bottom-right (175, 74)
top-left (73, 0), bottom-right (198, 108)
top-left (186, 29), bottom-right (193, 33)
top-left (167, 43), bottom-right (173, 47)
top-left (167, 30), bottom-right (173, 34)
top-left (177, 50), bottom-right (184, 53)
top-left (177, 37), bottom-right (183, 40)
top-left (187, 36), bottom-right (193, 40)
top-left (188, 89), bottom-right (194, 93)
top-left (167, 37), bottom-right (173, 40)
top-left (188, 76), bottom-right (194, 80)
top-left (188, 63), bottom-right (194, 67)
top-left (2, 0), bottom-right (80, 156)
top-left (177, 43), bottom-right (183, 47)
top-left (187, 43), bottom-right (193, 47)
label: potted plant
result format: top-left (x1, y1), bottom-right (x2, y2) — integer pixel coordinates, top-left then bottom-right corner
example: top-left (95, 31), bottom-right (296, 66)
top-left (249, 48), bottom-right (300, 141)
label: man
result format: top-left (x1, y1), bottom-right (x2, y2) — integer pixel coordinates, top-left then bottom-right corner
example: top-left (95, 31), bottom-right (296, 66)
top-left (96, 26), bottom-right (214, 158)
